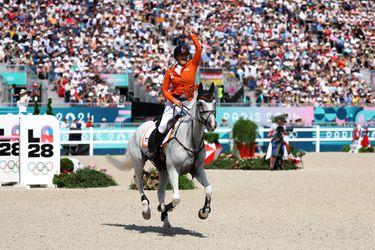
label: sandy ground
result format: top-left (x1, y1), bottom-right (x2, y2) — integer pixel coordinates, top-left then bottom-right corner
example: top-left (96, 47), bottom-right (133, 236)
top-left (0, 153), bottom-right (375, 250)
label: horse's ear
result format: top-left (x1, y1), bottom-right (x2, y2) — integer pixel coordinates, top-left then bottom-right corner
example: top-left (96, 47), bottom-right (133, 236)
top-left (209, 82), bottom-right (215, 95)
top-left (198, 83), bottom-right (203, 95)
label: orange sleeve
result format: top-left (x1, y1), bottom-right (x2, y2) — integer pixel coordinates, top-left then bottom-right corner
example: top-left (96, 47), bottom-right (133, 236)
top-left (191, 33), bottom-right (202, 66)
top-left (162, 69), bottom-right (177, 104)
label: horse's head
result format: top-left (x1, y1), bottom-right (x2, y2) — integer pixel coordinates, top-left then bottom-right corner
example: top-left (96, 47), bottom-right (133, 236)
top-left (196, 83), bottom-right (217, 132)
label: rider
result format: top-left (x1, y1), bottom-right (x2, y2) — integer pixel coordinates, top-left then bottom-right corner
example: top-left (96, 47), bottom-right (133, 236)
top-left (267, 115), bottom-right (289, 169)
top-left (152, 25), bottom-right (202, 150)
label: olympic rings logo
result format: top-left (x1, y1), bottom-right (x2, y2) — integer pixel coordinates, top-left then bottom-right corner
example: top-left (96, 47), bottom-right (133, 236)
top-left (28, 162), bottom-right (54, 176)
top-left (0, 160), bottom-right (19, 174)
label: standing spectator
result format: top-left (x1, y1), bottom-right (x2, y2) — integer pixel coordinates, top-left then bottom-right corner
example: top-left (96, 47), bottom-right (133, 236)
top-left (29, 83), bottom-right (41, 102)
top-left (17, 89), bottom-right (29, 114)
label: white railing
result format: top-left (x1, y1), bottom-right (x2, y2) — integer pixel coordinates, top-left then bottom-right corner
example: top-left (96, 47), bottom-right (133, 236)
top-left (59, 126), bottom-right (375, 155)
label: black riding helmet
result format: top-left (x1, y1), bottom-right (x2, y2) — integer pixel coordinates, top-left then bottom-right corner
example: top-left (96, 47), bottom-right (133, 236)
top-left (173, 44), bottom-right (189, 60)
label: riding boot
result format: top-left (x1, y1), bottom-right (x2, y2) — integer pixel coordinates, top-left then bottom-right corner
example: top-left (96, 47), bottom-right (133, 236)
top-left (152, 130), bottom-right (164, 152)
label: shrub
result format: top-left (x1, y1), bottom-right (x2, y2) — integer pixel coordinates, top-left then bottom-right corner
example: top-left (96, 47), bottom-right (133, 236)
top-left (342, 145), bottom-right (351, 152)
top-left (53, 168), bottom-right (117, 188)
top-left (203, 132), bottom-right (220, 144)
top-left (358, 147), bottom-right (374, 153)
top-left (46, 98), bottom-right (54, 115)
top-left (60, 158), bottom-right (74, 173)
top-left (129, 168), bottom-right (195, 190)
top-left (166, 175), bottom-right (195, 190)
top-left (33, 101), bottom-right (40, 115)
top-left (232, 118), bottom-right (257, 145)
top-left (205, 158), bottom-right (237, 170)
top-left (206, 154), bottom-right (298, 170)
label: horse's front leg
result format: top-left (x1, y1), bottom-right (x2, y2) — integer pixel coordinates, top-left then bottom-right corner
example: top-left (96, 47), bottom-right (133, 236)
top-left (194, 165), bottom-right (212, 219)
top-left (157, 169), bottom-right (171, 228)
top-left (160, 166), bottom-right (180, 227)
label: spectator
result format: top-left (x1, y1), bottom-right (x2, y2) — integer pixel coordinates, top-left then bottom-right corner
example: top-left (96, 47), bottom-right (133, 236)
top-left (17, 89), bottom-right (29, 114)
top-left (29, 83), bottom-right (41, 102)
top-left (0, 0), bottom-right (373, 107)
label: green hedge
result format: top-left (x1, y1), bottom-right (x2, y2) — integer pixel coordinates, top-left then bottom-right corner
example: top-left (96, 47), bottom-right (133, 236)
top-left (53, 168), bottom-right (117, 188)
top-left (203, 132), bottom-right (220, 144)
top-left (205, 156), bottom-right (298, 170)
top-left (342, 145), bottom-right (374, 153)
top-left (342, 145), bottom-right (351, 152)
top-left (129, 168), bottom-right (195, 190)
top-left (60, 158), bottom-right (74, 173)
top-left (358, 147), bottom-right (374, 153)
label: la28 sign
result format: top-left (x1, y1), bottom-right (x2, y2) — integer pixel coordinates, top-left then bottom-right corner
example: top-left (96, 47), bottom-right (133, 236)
top-left (0, 126), bottom-right (19, 157)
top-left (27, 126), bottom-right (54, 158)
top-left (19, 115), bottom-right (60, 186)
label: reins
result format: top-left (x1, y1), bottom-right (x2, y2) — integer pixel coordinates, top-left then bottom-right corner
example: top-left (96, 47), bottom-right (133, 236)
top-left (162, 102), bottom-right (208, 167)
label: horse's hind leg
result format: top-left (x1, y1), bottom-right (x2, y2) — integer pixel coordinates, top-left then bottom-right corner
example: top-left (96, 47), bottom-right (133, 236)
top-left (133, 158), bottom-right (151, 220)
top-left (157, 169), bottom-right (171, 228)
top-left (194, 166), bottom-right (212, 220)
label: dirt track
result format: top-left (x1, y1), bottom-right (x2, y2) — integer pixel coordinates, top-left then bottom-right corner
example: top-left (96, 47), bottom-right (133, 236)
top-left (1, 153), bottom-right (374, 250)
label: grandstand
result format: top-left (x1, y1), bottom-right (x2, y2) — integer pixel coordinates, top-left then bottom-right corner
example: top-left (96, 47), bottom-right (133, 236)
top-left (0, 1), bottom-right (374, 123)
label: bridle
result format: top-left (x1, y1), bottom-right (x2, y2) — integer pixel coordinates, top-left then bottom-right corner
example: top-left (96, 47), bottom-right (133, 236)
top-left (165, 95), bottom-right (216, 166)
top-left (182, 95), bottom-right (216, 128)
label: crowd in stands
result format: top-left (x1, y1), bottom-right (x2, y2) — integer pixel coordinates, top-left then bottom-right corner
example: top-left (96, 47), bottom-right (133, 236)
top-left (0, 0), bottom-right (374, 106)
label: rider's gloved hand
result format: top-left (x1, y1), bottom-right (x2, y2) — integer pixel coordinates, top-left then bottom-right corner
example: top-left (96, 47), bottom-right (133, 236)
top-left (173, 99), bottom-right (183, 107)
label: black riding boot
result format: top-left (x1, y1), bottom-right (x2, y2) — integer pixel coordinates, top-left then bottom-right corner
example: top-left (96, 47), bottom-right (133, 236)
top-left (152, 130), bottom-right (164, 151)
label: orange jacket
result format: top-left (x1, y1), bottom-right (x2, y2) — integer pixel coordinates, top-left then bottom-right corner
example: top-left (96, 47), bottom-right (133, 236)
top-left (162, 34), bottom-right (202, 104)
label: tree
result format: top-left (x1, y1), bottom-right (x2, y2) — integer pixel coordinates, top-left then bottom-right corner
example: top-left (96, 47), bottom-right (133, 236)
top-left (232, 117), bottom-right (258, 158)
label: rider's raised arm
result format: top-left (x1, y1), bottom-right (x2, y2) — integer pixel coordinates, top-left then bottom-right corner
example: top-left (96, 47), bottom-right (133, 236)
top-left (190, 32), bottom-right (202, 67)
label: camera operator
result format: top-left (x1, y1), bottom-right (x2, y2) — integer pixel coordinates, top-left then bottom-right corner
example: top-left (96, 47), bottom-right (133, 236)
top-left (266, 115), bottom-right (290, 169)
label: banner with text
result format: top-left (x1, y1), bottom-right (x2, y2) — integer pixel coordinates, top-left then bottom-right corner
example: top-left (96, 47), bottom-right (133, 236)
top-left (19, 116), bottom-right (60, 186)
top-left (0, 115), bottom-right (20, 184)
top-left (217, 107), bottom-right (314, 126)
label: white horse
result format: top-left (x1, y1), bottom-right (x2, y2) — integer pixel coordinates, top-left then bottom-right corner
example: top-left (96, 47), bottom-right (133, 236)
top-left (111, 83), bottom-right (217, 228)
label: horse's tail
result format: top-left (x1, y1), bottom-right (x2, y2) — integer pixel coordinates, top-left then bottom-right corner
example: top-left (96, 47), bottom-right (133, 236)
top-left (106, 151), bottom-right (134, 171)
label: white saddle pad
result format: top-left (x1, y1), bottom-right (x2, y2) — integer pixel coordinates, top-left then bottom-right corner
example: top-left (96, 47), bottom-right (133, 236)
top-left (140, 126), bottom-right (174, 151)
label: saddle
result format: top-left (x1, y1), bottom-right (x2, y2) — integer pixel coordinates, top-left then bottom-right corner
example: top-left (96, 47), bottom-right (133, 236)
top-left (147, 114), bottom-right (185, 171)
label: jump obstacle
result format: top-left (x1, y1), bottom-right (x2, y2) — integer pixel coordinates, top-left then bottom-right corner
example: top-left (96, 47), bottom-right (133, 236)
top-left (0, 115), bottom-right (60, 188)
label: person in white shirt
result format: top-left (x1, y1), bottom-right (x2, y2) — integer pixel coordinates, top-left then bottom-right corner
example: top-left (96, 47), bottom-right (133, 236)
top-left (17, 89), bottom-right (29, 114)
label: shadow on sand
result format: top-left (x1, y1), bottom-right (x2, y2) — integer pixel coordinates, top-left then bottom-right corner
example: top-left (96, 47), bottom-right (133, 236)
top-left (102, 223), bottom-right (206, 238)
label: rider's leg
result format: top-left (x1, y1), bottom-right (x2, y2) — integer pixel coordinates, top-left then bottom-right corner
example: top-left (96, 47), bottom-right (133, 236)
top-left (153, 104), bottom-right (174, 150)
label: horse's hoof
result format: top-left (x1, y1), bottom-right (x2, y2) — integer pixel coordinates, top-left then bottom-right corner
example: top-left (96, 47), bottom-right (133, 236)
top-left (198, 208), bottom-right (209, 220)
top-left (142, 207), bottom-right (151, 220)
top-left (157, 204), bottom-right (162, 212)
top-left (162, 220), bottom-right (171, 229)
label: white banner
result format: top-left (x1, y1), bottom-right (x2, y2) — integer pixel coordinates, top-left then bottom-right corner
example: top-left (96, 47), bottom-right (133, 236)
top-left (0, 115), bottom-right (20, 184)
top-left (19, 115), bottom-right (60, 187)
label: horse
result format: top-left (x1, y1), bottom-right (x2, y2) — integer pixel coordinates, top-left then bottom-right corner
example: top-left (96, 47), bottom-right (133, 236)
top-left (111, 83), bottom-right (217, 228)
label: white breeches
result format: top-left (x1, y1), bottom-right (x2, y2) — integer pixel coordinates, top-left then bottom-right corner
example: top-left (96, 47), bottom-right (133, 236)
top-left (158, 100), bottom-right (194, 133)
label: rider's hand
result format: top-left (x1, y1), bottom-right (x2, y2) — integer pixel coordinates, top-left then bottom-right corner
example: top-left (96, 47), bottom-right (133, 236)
top-left (185, 25), bottom-right (195, 35)
top-left (174, 100), bottom-right (183, 107)
top-left (186, 26), bottom-right (193, 34)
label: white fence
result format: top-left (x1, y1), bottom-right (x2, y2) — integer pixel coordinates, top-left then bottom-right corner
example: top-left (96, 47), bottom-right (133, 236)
top-left (60, 126), bottom-right (375, 155)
